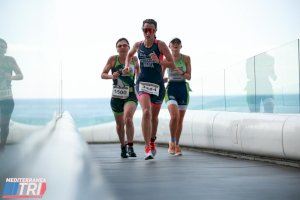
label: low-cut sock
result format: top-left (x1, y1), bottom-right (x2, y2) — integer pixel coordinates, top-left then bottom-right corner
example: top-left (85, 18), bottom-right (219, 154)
top-left (171, 137), bottom-right (176, 143)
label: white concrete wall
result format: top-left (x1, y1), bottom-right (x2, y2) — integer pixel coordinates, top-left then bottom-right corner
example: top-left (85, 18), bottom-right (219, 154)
top-left (2, 112), bottom-right (114, 200)
top-left (6, 121), bottom-right (43, 143)
top-left (80, 109), bottom-right (300, 160)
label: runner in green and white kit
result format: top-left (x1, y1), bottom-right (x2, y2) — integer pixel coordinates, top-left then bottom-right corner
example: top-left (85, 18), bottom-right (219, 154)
top-left (162, 38), bottom-right (192, 156)
top-left (101, 38), bottom-right (139, 158)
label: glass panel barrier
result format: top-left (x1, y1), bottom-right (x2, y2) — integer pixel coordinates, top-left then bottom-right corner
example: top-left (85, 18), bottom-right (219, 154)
top-left (63, 98), bottom-right (114, 128)
top-left (1, 1), bottom-right (60, 150)
top-left (189, 77), bottom-right (203, 110)
top-left (225, 57), bottom-right (255, 112)
top-left (11, 51), bottom-right (60, 125)
top-left (202, 69), bottom-right (225, 111)
top-left (254, 40), bottom-right (299, 113)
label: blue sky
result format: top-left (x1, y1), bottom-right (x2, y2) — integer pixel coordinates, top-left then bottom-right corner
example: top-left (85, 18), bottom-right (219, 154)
top-left (1, 0), bottom-right (300, 98)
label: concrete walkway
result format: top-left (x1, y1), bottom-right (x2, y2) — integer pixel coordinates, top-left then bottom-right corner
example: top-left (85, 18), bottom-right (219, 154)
top-left (89, 144), bottom-right (300, 200)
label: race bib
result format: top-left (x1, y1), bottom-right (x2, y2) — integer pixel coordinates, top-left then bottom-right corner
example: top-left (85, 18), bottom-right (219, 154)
top-left (112, 86), bottom-right (129, 99)
top-left (168, 68), bottom-right (185, 82)
top-left (169, 71), bottom-right (185, 81)
top-left (139, 82), bottom-right (160, 96)
top-left (0, 89), bottom-right (12, 99)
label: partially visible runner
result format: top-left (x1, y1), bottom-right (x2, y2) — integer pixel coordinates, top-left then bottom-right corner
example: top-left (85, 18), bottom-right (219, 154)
top-left (162, 38), bottom-right (191, 156)
top-left (125, 19), bottom-right (175, 160)
top-left (0, 38), bottom-right (23, 152)
top-left (101, 38), bottom-right (140, 158)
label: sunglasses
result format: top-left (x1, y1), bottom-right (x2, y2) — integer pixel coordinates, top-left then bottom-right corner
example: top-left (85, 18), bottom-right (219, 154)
top-left (117, 44), bottom-right (129, 48)
top-left (142, 28), bottom-right (155, 34)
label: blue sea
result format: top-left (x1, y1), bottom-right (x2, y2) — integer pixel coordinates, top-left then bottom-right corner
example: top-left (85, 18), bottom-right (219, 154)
top-left (11, 95), bottom-right (299, 127)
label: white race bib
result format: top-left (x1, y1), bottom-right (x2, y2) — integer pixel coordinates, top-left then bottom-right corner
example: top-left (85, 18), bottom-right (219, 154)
top-left (139, 82), bottom-right (160, 96)
top-left (112, 86), bottom-right (129, 99)
top-left (169, 72), bottom-right (185, 81)
top-left (0, 89), bottom-right (12, 99)
top-left (168, 69), bottom-right (185, 81)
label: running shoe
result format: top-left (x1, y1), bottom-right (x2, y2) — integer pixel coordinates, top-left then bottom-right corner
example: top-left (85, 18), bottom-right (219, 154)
top-left (150, 141), bottom-right (157, 157)
top-left (121, 145), bottom-right (128, 158)
top-left (127, 146), bottom-right (137, 157)
top-left (144, 145), bottom-right (153, 160)
top-left (168, 142), bottom-right (175, 155)
top-left (175, 145), bottom-right (182, 156)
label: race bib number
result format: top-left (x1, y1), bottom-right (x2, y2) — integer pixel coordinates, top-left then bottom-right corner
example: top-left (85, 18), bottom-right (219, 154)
top-left (0, 89), bottom-right (12, 99)
top-left (169, 71), bottom-right (185, 81)
top-left (139, 82), bottom-right (160, 96)
top-left (112, 86), bottom-right (129, 99)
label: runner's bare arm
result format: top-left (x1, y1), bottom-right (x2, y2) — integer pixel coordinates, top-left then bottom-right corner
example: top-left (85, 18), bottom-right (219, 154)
top-left (158, 41), bottom-right (175, 70)
top-left (161, 61), bottom-right (167, 75)
top-left (183, 55), bottom-right (191, 80)
top-left (125, 42), bottom-right (139, 69)
top-left (133, 56), bottom-right (140, 78)
top-left (101, 56), bottom-right (115, 79)
top-left (161, 61), bottom-right (168, 83)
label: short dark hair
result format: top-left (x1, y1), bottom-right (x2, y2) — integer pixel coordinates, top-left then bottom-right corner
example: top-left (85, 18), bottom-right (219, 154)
top-left (170, 38), bottom-right (181, 45)
top-left (116, 38), bottom-right (129, 47)
top-left (142, 19), bottom-right (157, 29)
top-left (0, 38), bottom-right (7, 47)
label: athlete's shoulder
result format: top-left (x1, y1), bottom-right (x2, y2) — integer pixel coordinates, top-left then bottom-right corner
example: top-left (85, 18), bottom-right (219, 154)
top-left (108, 55), bottom-right (117, 61)
top-left (107, 55), bottom-right (117, 65)
top-left (182, 54), bottom-right (191, 61)
top-left (133, 41), bottom-right (143, 48)
top-left (156, 40), bottom-right (168, 50)
top-left (156, 39), bottom-right (166, 45)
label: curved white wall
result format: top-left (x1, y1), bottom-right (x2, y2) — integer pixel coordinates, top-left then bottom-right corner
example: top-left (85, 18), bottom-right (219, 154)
top-left (282, 116), bottom-right (300, 160)
top-left (80, 109), bottom-right (300, 160)
top-left (2, 113), bottom-right (114, 199)
top-left (6, 121), bottom-right (43, 143)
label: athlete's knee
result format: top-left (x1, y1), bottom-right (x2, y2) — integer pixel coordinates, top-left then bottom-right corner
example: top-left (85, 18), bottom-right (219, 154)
top-left (115, 121), bottom-right (124, 130)
top-left (142, 108), bottom-right (151, 120)
top-left (116, 124), bottom-right (123, 130)
top-left (124, 116), bottom-right (133, 125)
top-left (170, 111), bottom-right (178, 121)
